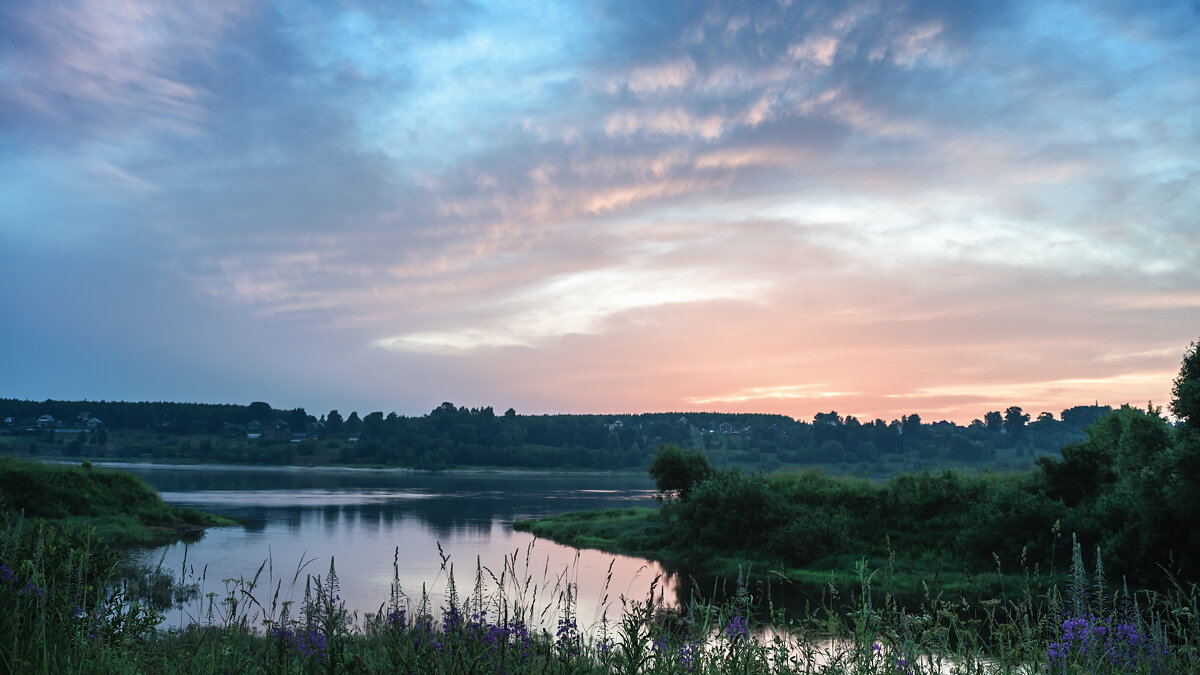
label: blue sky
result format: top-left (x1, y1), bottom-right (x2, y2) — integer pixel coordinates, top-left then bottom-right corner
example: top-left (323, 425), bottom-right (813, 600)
top-left (2, 0), bottom-right (1197, 422)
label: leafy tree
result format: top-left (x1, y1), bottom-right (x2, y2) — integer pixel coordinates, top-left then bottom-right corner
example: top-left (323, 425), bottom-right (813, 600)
top-left (1168, 339), bottom-right (1200, 571)
top-left (362, 412), bottom-right (385, 439)
top-left (247, 401), bottom-right (272, 423)
top-left (1171, 339), bottom-right (1200, 429)
top-left (901, 413), bottom-right (923, 438)
top-left (813, 411), bottom-right (842, 427)
top-left (286, 407), bottom-right (310, 433)
top-left (1061, 404), bottom-right (1112, 429)
top-left (325, 410), bottom-right (344, 433)
top-left (344, 412), bottom-right (362, 435)
top-left (648, 443), bottom-right (713, 502)
top-left (984, 411), bottom-right (1003, 432)
top-left (1004, 406), bottom-right (1030, 434)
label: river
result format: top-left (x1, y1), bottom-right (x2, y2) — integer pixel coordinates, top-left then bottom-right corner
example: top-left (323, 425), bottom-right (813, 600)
top-left (105, 463), bottom-right (676, 634)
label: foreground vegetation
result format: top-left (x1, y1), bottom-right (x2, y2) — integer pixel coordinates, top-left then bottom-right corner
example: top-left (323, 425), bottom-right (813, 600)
top-left (3, 509), bottom-right (1198, 674)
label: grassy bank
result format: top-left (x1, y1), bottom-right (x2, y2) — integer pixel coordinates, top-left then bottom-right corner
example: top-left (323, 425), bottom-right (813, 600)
top-left (0, 457), bottom-right (237, 547)
top-left (513, 505), bottom-right (1029, 608)
top-left (2, 525), bottom-right (1197, 674)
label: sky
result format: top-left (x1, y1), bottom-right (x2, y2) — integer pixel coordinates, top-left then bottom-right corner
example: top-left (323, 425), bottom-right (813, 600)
top-left (1, 0), bottom-right (1198, 424)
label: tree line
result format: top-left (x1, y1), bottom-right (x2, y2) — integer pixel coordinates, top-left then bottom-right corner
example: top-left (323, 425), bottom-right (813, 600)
top-left (0, 394), bottom-right (1127, 471)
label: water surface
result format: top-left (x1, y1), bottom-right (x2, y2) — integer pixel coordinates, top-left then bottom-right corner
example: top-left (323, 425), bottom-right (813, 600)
top-left (109, 463), bottom-right (674, 632)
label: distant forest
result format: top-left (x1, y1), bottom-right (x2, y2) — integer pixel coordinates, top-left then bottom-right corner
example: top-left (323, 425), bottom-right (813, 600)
top-left (0, 397), bottom-right (1128, 474)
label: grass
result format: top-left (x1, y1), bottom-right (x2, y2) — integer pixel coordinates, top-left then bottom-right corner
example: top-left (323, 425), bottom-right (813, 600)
top-left (0, 457), bottom-right (237, 547)
top-left (513, 506), bottom-right (1036, 610)
top-left (2, 514), bottom-right (1198, 674)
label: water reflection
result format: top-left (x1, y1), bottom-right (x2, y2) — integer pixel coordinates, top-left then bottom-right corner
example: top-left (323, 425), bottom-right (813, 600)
top-left (105, 463), bottom-right (675, 633)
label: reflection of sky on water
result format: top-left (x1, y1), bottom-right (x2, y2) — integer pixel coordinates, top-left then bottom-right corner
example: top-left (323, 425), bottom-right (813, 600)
top-left (116, 464), bottom-right (673, 633)
top-left (159, 489), bottom-right (436, 507)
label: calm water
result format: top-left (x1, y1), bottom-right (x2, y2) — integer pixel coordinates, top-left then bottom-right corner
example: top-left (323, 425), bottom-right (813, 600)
top-left (107, 463), bottom-right (675, 632)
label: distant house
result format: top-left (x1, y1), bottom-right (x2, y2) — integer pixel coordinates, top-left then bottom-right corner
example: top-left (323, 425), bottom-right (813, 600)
top-left (36, 415), bottom-right (56, 428)
top-left (86, 418), bottom-right (103, 429)
top-left (247, 420), bottom-right (264, 432)
top-left (606, 419), bottom-right (624, 431)
top-left (717, 422), bottom-right (735, 434)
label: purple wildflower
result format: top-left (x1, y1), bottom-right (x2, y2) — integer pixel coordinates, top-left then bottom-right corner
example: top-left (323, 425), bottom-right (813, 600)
top-left (679, 641), bottom-right (700, 671)
top-left (724, 615), bottom-right (748, 643)
top-left (272, 627), bottom-right (329, 663)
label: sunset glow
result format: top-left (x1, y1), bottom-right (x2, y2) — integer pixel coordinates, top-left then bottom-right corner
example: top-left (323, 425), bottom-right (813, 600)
top-left (2, 0), bottom-right (1197, 423)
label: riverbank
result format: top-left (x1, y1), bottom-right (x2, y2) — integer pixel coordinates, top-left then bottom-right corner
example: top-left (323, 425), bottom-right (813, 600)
top-left (513, 506), bottom-right (1025, 605)
top-left (0, 457), bottom-right (238, 547)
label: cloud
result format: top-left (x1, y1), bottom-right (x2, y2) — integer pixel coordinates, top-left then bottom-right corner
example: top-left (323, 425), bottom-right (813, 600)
top-left (2, 0), bottom-right (1197, 422)
top-left (624, 57), bottom-right (698, 94)
top-left (374, 261), bottom-right (771, 353)
top-left (0, 0), bottom-right (249, 141)
top-left (688, 385), bottom-right (855, 405)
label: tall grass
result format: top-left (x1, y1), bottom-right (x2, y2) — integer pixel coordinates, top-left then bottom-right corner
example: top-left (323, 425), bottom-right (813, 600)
top-left (3, 508), bottom-right (1199, 674)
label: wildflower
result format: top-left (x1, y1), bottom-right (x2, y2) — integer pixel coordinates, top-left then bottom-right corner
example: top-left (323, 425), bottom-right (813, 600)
top-left (555, 615), bottom-right (581, 661)
top-left (442, 605), bottom-right (462, 634)
top-left (1048, 612), bottom-right (1170, 673)
top-left (272, 627), bottom-right (329, 663)
top-left (679, 641), bottom-right (700, 671)
top-left (724, 615), bottom-right (749, 643)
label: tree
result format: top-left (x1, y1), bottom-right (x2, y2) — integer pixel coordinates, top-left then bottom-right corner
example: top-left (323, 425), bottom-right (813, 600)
top-left (1172, 340), bottom-right (1200, 429)
top-left (901, 413), bottom-right (923, 438)
top-left (984, 411), bottom-right (1003, 432)
top-left (648, 443), bottom-right (714, 502)
top-left (1061, 405), bottom-right (1112, 429)
top-left (1004, 406), bottom-right (1030, 436)
top-left (344, 412), bottom-right (362, 435)
top-left (247, 401), bottom-right (272, 423)
top-left (326, 410), bottom-right (344, 433)
top-left (286, 407), bottom-right (311, 433)
top-left (362, 412), bottom-right (385, 439)
top-left (813, 411), bottom-right (843, 427)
